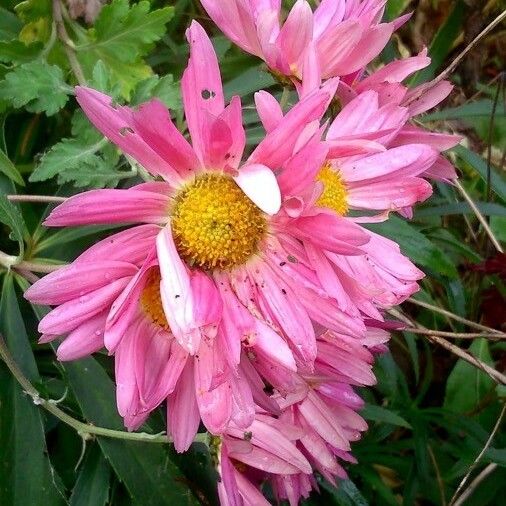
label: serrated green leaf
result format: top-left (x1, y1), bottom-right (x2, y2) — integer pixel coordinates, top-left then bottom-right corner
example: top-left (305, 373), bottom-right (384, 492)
top-left (367, 216), bottom-right (459, 278)
top-left (70, 444), bottom-right (111, 506)
top-left (75, 0), bottom-right (174, 98)
top-left (0, 40), bottom-right (43, 64)
top-left (0, 147), bottom-right (24, 185)
top-left (361, 404), bottom-right (412, 429)
top-left (0, 61), bottom-right (72, 115)
top-left (0, 195), bottom-right (25, 258)
top-left (0, 274), bottom-right (66, 506)
top-left (31, 111), bottom-right (127, 188)
top-left (63, 357), bottom-right (199, 506)
top-left (89, 0), bottom-right (174, 61)
top-left (131, 74), bottom-right (181, 109)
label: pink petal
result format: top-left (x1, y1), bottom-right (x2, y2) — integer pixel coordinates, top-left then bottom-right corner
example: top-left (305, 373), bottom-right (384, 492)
top-left (182, 21), bottom-right (225, 164)
top-left (167, 361), bottom-right (200, 452)
top-left (131, 99), bottom-right (200, 175)
top-left (75, 87), bottom-right (182, 184)
top-left (156, 225), bottom-right (199, 354)
top-left (104, 253), bottom-right (157, 352)
top-left (56, 311), bottom-right (107, 361)
top-left (292, 212), bottom-right (369, 254)
top-left (331, 23), bottom-right (394, 75)
top-left (348, 177), bottom-right (433, 209)
top-left (298, 391), bottom-right (350, 450)
top-left (254, 90), bottom-right (283, 133)
top-left (317, 20), bottom-right (362, 78)
top-left (234, 163), bottom-right (281, 215)
top-left (75, 225), bottom-right (160, 266)
top-left (44, 189), bottom-right (169, 227)
top-left (38, 277), bottom-right (130, 335)
top-left (356, 49), bottom-right (430, 91)
top-left (200, 0), bottom-right (263, 57)
top-left (277, 0), bottom-right (313, 69)
top-left (406, 80), bottom-right (453, 116)
top-left (250, 81), bottom-right (336, 168)
top-left (341, 144), bottom-right (438, 182)
top-left (25, 261), bottom-right (137, 305)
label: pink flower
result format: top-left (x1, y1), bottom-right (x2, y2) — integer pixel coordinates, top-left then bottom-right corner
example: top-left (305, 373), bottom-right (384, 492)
top-left (214, 326), bottom-right (390, 505)
top-left (200, 0), bottom-right (409, 84)
top-left (331, 50), bottom-right (462, 216)
top-left (26, 21), bottom-right (404, 452)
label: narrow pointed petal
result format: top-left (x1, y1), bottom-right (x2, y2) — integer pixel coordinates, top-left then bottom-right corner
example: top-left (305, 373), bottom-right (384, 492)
top-left (75, 87), bottom-right (182, 184)
top-left (44, 189), bottom-right (169, 227)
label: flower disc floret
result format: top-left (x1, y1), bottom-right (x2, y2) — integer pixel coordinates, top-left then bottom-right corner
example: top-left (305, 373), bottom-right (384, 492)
top-left (315, 163), bottom-right (349, 215)
top-left (140, 270), bottom-right (169, 329)
top-left (171, 173), bottom-right (267, 270)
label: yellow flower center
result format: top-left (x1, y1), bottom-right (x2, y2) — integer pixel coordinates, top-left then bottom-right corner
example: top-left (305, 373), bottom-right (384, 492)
top-left (140, 270), bottom-right (168, 329)
top-left (171, 173), bottom-right (267, 270)
top-left (315, 163), bottom-right (348, 215)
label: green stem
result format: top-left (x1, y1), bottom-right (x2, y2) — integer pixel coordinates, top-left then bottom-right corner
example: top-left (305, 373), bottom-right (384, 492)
top-left (0, 333), bottom-right (207, 445)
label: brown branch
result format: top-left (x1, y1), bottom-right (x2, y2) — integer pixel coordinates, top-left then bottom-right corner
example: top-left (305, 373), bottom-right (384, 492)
top-left (53, 0), bottom-right (86, 85)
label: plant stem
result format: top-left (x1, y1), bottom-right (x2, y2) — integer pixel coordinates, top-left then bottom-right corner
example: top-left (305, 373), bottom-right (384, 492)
top-left (390, 308), bottom-right (506, 385)
top-left (0, 333), bottom-right (207, 445)
top-left (53, 0), bottom-right (87, 86)
top-left (450, 404), bottom-right (506, 506)
top-left (405, 10), bottom-right (506, 106)
top-left (404, 328), bottom-right (506, 340)
top-left (406, 297), bottom-right (504, 335)
top-left (0, 251), bottom-right (65, 273)
top-left (454, 180), bottom-right (503, 253)
top-left (7, 195), bottom-right (67, 203)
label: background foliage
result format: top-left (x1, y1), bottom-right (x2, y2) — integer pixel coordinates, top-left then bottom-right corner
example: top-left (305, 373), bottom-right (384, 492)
top-left (0, 1), bottom-right (505, 505)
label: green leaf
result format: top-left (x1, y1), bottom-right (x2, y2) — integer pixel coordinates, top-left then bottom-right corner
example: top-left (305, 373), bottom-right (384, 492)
top-left (385, 0), bottom-right (411, 19)
top-left (0, 61), bottom-right (72, 115)
top-left (490, 216), bottom-right (506, 243)
top-left (75, 0), bottom-right (174, 98)
top-left (70, 444), bottom-right (111, 506)
top-left (30, 130), bottom-right (123, 188)
top-left (444, 339), bottom-right (495, 415)
top-left (0, 274), bottom-right (65, 506)
top-left (412, 0), bottom-right (466, 84)
top-left (89, 0), bottom-right (174, 62)
top-left (0, 147), bottom-right (24, 185)
top-left (367, 216), bottom-right (459, 278)
top-left (320, 478), bottom-right (369, 506)
top-left (0, 7), bottom-right (22, 40)
top-left (131, 74), bottom-right (181, 110)
top-left (63, 357), bottom-right (199, 506)
top-left (361, 404), bottom-right (412, 429)
top-left (0, 195), bottom-right (25, 258)
top-left (422, 100), bottom-right (506, 122)
top-left (453, 144), bottom-right (506, 201)
top-left (0, 40), bottom-right (43, 64)
top-left (416, 201), bottom-right (506, 218)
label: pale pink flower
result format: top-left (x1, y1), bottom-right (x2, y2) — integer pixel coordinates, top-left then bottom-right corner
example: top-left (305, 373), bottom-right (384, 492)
top-left (200, 0), bottom-right (409, 85)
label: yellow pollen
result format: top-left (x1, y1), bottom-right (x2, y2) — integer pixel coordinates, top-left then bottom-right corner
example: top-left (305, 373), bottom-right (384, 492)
top-left (171, 173), bottom-right (267, 270)
top-left (140, 270), bottom-right (169, 329)
top-left (315, 163), bottom-right (349, 215)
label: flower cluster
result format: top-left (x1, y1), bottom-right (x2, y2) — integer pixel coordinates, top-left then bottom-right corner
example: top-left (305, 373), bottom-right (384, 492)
top-left (25, 2), bottom-right (459, 504)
